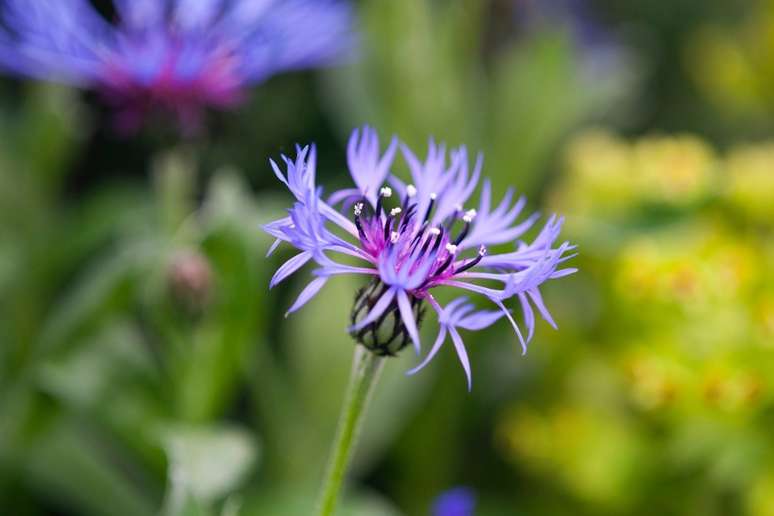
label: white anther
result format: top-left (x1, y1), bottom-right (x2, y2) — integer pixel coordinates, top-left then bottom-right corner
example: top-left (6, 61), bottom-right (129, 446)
top-left (478, 245), bottom-right (487, 256)
top-left (406, 184), bottom-right (417, 198)
top-left (428, 227), bottom-right (441, 236)
top-left (454, 204), bottom-right (464, 213)
top-left (463, 209), bottom-right (477, 223)
top-left (390, 207), bottom-right (402, 217)
top-left (445, 243), bottom-right (458, 254)
top-left (353, 202), bottom-right (364, 216)
top-left (380, 186), bottom-right (393, 198)
top-left (429, 192), bottom-right (438, 200)
top-left (390, 231), bottom-right (400, 243)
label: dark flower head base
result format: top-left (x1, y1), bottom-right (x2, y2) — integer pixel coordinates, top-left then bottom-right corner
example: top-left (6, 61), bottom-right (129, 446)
top-left (264, 127), bottom-right (576, 389)
top-left (350, 278), bottom-right (426, 356)
top-left (0, 0), bottom-right (353, 132)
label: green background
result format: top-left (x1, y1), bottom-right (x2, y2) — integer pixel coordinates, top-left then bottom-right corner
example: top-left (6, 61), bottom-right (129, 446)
top-left (1, 1), bottom-right (773, 515)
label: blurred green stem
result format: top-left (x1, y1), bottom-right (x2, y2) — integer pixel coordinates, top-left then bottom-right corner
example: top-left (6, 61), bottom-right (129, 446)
top-left (317, 345), bottom-right (385, 516)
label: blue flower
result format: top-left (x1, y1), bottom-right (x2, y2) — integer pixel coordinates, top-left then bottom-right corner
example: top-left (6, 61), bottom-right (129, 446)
top-left (433, 487), bottom-right (476, 516)
top-left (264, 127), bottom-right (577, 389)
top-left (0, 0), bottom-right (353, 130)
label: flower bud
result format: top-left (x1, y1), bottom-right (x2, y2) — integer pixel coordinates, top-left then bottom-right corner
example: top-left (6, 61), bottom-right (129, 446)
top-left (350, 279), bottom-right (425, 356)
top-left (168, 250), bottom-right (213, 313)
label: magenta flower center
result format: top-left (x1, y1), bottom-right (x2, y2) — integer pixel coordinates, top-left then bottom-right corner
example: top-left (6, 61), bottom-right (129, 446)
top-left (353, 185), bottom-right (487, 298)
top-left (100, 37), bottom-right (244, 130)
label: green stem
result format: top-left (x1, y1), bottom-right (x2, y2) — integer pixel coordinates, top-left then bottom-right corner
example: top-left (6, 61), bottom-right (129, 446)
top-left (316, 345), bottom-right (385, 516)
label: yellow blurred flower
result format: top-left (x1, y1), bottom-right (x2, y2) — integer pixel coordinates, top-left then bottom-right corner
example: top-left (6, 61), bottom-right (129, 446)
top-left (551, 129), bottom-right (636, 218)
top-left (496, 404), bottom-right (643, 509)
top-left (724, 143), bottom-right (774, 223)
top-left (615, 223), bottom-right (758, 310)
top-left (687, 1), bottom-right (774, 118)
top-left (623, 352), bottom-right (687, 411)
top-left (631, 135), bottom-right (717, 205)
top-left (552, 130), bottom-right (717, 224)
top-left (747, 471), bottom-right (774, 516)
top-left (701, 365), bottom-right (764, 413)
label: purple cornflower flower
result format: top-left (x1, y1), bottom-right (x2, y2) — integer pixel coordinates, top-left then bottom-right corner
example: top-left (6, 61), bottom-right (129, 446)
top-left (514, 0), bottom-right (623, 78)
top-left (432, 487), bottom-right (476, 516)
top-left (0, 0), bottom-right (353, 131)
top-left (264, 127), bottom-right (576, 389)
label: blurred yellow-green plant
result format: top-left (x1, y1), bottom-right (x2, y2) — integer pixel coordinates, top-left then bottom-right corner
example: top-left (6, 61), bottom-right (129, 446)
top-left (1, 1), bottom-right (773, 516)
top-left (492, 129), bottom-right (774, 514)
top-left (687, 0), bottom-right (774, 127)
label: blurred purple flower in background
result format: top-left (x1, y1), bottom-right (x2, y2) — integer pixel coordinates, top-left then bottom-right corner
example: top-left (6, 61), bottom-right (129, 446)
top-left (263, 127), bottom-right (576, 389)
top-left (515, 0), bottom-right (623, 78)
top-left (0, 0), bottom-right (353, 131)
top-left (433, 487), bottom-right (476, 516)
top-left (516, 0), bottom-right (607, 47)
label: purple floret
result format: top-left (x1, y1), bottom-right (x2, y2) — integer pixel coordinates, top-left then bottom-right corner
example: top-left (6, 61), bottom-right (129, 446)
top-left (0, 0), bottom-right (353, 131)
top-left (264, 126), bottom-right (577, 389)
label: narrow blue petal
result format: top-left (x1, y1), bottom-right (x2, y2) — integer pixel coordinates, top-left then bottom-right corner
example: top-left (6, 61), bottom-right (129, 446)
top-left (115, 0), bottom-right (166, 29)
top-left (528, 288), bottom-right (558, 329)
top-left (349, 287), bottom-right (395, 333)
top-left (285, 276), bottom-right (328, 317)
top-left (397, 290), bottom-right (421, 355)
top-left (449, 328), bottom-right (472, 391)
top-left (173, 0), bottom-right (223, 31)
top-left (551, 267), bottom-right (579, 278)
top-left (518, 292), bottom-right (535, 341)
top-left (270, 158), bottom-right (289, 187)
top-left (457, 309), bottom-right (505, 331)
top-left (270, 251), bottom-right (312, 289)
top-left (496, 299), bottom-right (528, 355)
top-left (406, 327), bottom-right (447, 376)
top-left (266, 238), bottom-right (283, 257)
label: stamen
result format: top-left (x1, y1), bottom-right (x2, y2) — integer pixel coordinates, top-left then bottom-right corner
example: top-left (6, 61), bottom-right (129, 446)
top-left (462, 209), bottom-right (477, 223)
top-left (390, 231), bottom-right (400, 243)
top-left (417, 229), bottom-right (439, 259)
top-left (400, 204), bottom-right (418, 231)
top-left (433, 244), bottom-right (459, 276)
top-left (355, 221), bottom-right (367, 241)
top-left (423, 193), bottom-right (437, 223)
top-left (430, 228), bottom-right (445, 254)
top-left (383, 216), bottom-right (394, 242)
top-left (453, 221), bottom-right (471, 246)
top-left (435, 256), bottom-right (454, 275)
top-left (353, 202), bottom-right (368, 241)
top-left (410, 221), bottom-right (430, 248)
top-left (375, 187), bottom-right (392, 219)
top-left (403, 185), bottom-right (417, 209)
top-left (429, 227), bottom-right (441, 236)
top-left (390, 207), bottom-right (402, 217)
top-left (454, 245), bottom-right (487, 274)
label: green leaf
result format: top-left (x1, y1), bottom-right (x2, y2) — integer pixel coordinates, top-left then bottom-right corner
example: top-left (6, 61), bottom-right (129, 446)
top-left (161, 424), bottom-right (259, 506)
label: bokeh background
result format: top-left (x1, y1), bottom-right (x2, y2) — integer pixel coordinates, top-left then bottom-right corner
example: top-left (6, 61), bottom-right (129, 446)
top-left (1, 0), bottom-right (773, 515)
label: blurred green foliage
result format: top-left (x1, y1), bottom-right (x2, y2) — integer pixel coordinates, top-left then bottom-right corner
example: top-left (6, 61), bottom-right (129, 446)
top-left (0, 1), bottom-right (772, 516)
top-left (688, 0), bottom-right (774, 129)
top-left (325, 0), bottom-right (630, 195)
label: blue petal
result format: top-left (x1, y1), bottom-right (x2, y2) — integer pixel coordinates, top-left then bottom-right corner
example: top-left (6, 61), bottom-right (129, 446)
top-left (270, 251), bottom-right (312, 289)
top-left (285, 276), bottom-right (328, 317)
